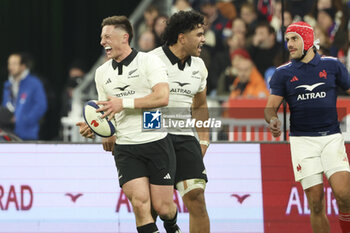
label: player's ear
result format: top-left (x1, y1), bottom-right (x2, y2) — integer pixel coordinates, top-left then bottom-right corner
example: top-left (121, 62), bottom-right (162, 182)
top-left (123, 33), bottom-right (129, 44)
top-left (178, 33), bottom-right (185, 44)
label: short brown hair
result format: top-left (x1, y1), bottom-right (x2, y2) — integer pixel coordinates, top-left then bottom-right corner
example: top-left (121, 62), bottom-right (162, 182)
top-left (101, 16), bottom-right (133, 44)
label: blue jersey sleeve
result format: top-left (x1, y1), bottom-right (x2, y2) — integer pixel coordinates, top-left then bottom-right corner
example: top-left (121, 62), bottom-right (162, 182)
top-left (335, 60), bottom-right (350, 91)
top-left (269, 69), bottom-right (285, 97)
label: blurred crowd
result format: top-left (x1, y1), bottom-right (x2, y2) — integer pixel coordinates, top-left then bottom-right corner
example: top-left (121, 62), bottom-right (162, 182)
top-left (1, 0), bottom-right (349, 141)
top-left (136, 0), bottom-right (350, 98)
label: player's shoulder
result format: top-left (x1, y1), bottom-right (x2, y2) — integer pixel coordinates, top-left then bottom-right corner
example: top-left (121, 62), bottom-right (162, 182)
top-left (191, 56), bottom-right (206, 68)
top-left (137, 50), bottom-right (162, 62)
top-left (148, 46), bottom-right (164, 56)
top-left (141, 50), bottom-right (157, 58)
top-left (138, 51), bottom-right (165, 70)
top-left (273, 61), bottom-right (293, 77)
top-left (275, 61), bottom-right (292, 71)
top-left (96, 59), bottom-right (112, 73)
top-left (318, 55), bottom-right (345, 72)
top-left (320, 55), bottom-right (338, 61)
top-left (320, 55), bottom-right (340, 66)
top-left (148, 47), bottom-right (168, 63)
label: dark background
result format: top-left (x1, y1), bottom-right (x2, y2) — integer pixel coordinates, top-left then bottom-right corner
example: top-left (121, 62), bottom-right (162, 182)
top-left (0, 0), bottom-right (141, 140)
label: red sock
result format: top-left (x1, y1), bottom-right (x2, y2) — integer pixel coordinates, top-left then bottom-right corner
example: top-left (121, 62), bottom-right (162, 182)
top-left (339, 211), bottom-right (350, 233)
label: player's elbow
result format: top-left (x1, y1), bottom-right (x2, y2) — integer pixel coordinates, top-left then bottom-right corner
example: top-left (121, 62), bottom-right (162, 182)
top-left (157, 86), bottom-right (169, 107)
top-left (153, 83), bottom-right (169, 107)
top-left (158, 94), bottom-right (169, 107)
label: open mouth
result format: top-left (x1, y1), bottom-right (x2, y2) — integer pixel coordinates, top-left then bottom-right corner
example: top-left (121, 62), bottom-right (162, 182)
top-left (105, 46), bottom-right (112, 54)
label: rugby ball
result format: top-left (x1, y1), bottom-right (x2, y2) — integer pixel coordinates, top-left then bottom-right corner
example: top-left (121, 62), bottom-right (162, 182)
top-left (83, 100), bottom-right (116, 137)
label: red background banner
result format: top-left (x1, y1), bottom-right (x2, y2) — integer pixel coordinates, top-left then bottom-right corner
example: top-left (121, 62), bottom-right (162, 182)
top-left (260, 143), bottom-right (350, 233)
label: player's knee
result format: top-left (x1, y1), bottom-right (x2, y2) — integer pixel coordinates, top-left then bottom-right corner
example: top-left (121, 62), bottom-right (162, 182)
top-left (334, 190), bottom-right (350, 209)
top-left (176, 178), bottom-right (206, 197)
top-left (152, 201), bottom-right (175, 217)
top-left (184, 188), bottom-right (205, 204)
top-left (309, 200), bottom-right (324, 215)
top-left (130, 196), bottom-right (150, 216)
top-left (183, 188), bottom-right (208, 215)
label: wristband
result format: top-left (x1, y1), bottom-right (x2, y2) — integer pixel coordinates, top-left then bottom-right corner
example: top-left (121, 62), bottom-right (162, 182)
top-left (122, 98), bottom-right (135, 109)
top-left (270, 116), bottom-right (278, 123)
top-left (199, 140), bottom-right (210, 147)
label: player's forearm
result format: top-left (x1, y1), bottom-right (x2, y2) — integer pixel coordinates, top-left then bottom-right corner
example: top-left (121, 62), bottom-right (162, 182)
top-left (192, 102), bottom-right (210, 142)
top-left (133, 86), bottom-right (169, 109)
top-left (264, 107), bottom-right (278, 124)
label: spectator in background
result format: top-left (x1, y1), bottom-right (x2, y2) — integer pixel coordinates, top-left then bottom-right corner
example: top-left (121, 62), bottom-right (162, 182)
top-left (217, 0), bottom-right (238, 39)
top-left (239, 2), bottom-right (258, 40)
top-left (270, 0), bottom-right (293, 43)
top-left (137, 5), bottom-right (159, 41)
top-left (138, 30), bottom-right (156, 52)
top-left (216, 0), bottom-right (237, 21)
top-left (306, 0), bottom-right (348, 59)
top-left (256, 0), bottom-right (273, 21)
top-left (287, 0), bottom-right (314, 20)
top-left (310, 0), bottom-right (344, 19)
top-left (216, 52), bottom-right (238, 97)
top-left (153, 15), bottom-right (168, 47)
top-left (208, 28), bottom-right (246, 95)
top-left (2, 53), bottom-right (47, 140)
top-left (231, 17), bottom-right (247, 36)
top-left (248, 22), bottom-right (281, 76)
top-left (316, 7), bottom-right (348, 58)
top-left (313, 25), bottom-right (331, 55)
top-left (199, 0), bottom-right (229, 51)
top-left (228, 49), bottom-right (269, 99)
top-left (61, 60), bottom-right (87, 117)
top-left (199, 13), bottom-right (216, 74)
top-left (171, 0), bottom-right (192, 15)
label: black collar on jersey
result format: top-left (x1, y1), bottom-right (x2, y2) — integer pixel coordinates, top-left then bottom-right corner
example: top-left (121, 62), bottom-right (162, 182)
top-left (112, 49), bottom-right (138, 75)
top-left (292, 52), bottom-right (320, 68)
top-left (162, 45), bottom-right (191, 71)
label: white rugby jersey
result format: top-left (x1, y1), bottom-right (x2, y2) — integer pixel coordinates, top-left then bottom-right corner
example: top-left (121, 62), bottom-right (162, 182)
top-left (150, 46), bottom-right (208, 136)
top-left (95, 49), bottom-right (168, 144)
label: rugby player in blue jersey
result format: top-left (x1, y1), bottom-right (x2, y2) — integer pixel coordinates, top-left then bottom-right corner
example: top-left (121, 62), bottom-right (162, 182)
top-left (264, 21), bottom-right (350, 233)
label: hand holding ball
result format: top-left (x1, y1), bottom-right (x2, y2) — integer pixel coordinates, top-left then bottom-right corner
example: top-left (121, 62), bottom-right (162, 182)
top-left (83, 100), bottom-right (116, 137)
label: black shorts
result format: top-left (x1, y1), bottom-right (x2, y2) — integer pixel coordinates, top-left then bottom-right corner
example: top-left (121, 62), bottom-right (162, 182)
top-left (113, 135), bottom-right (176, 187)
top-left (169, 134), bottom-right (208, 185)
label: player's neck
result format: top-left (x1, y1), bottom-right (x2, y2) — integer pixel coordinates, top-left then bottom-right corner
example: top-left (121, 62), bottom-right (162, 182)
top-left (169, 44), bottom-right (190, 64)
top-left (300, 49), bottom-right (315, 63)
top-left (114, 46), bottom-right (132, 63)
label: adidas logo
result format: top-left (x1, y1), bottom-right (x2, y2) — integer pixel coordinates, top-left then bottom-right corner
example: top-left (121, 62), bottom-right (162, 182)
top-left (290, 76), bottom-right (299, 82)
top-left (192, 70), bottom-right (199, 75)
top-left (105, 78), bottom-right (112, 84)
top-left (163, 173), bottom-right (171, 179)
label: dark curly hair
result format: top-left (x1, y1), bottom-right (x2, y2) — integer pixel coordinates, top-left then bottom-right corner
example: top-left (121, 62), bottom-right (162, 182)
top-left (163, 10), bottom-right (204, 46)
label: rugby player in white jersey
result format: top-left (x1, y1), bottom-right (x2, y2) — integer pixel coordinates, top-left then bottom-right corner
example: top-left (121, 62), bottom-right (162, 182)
top-left (76, 16), bottom-right (181, 233)
top-left (150, 11), bottom-right (210, 233)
